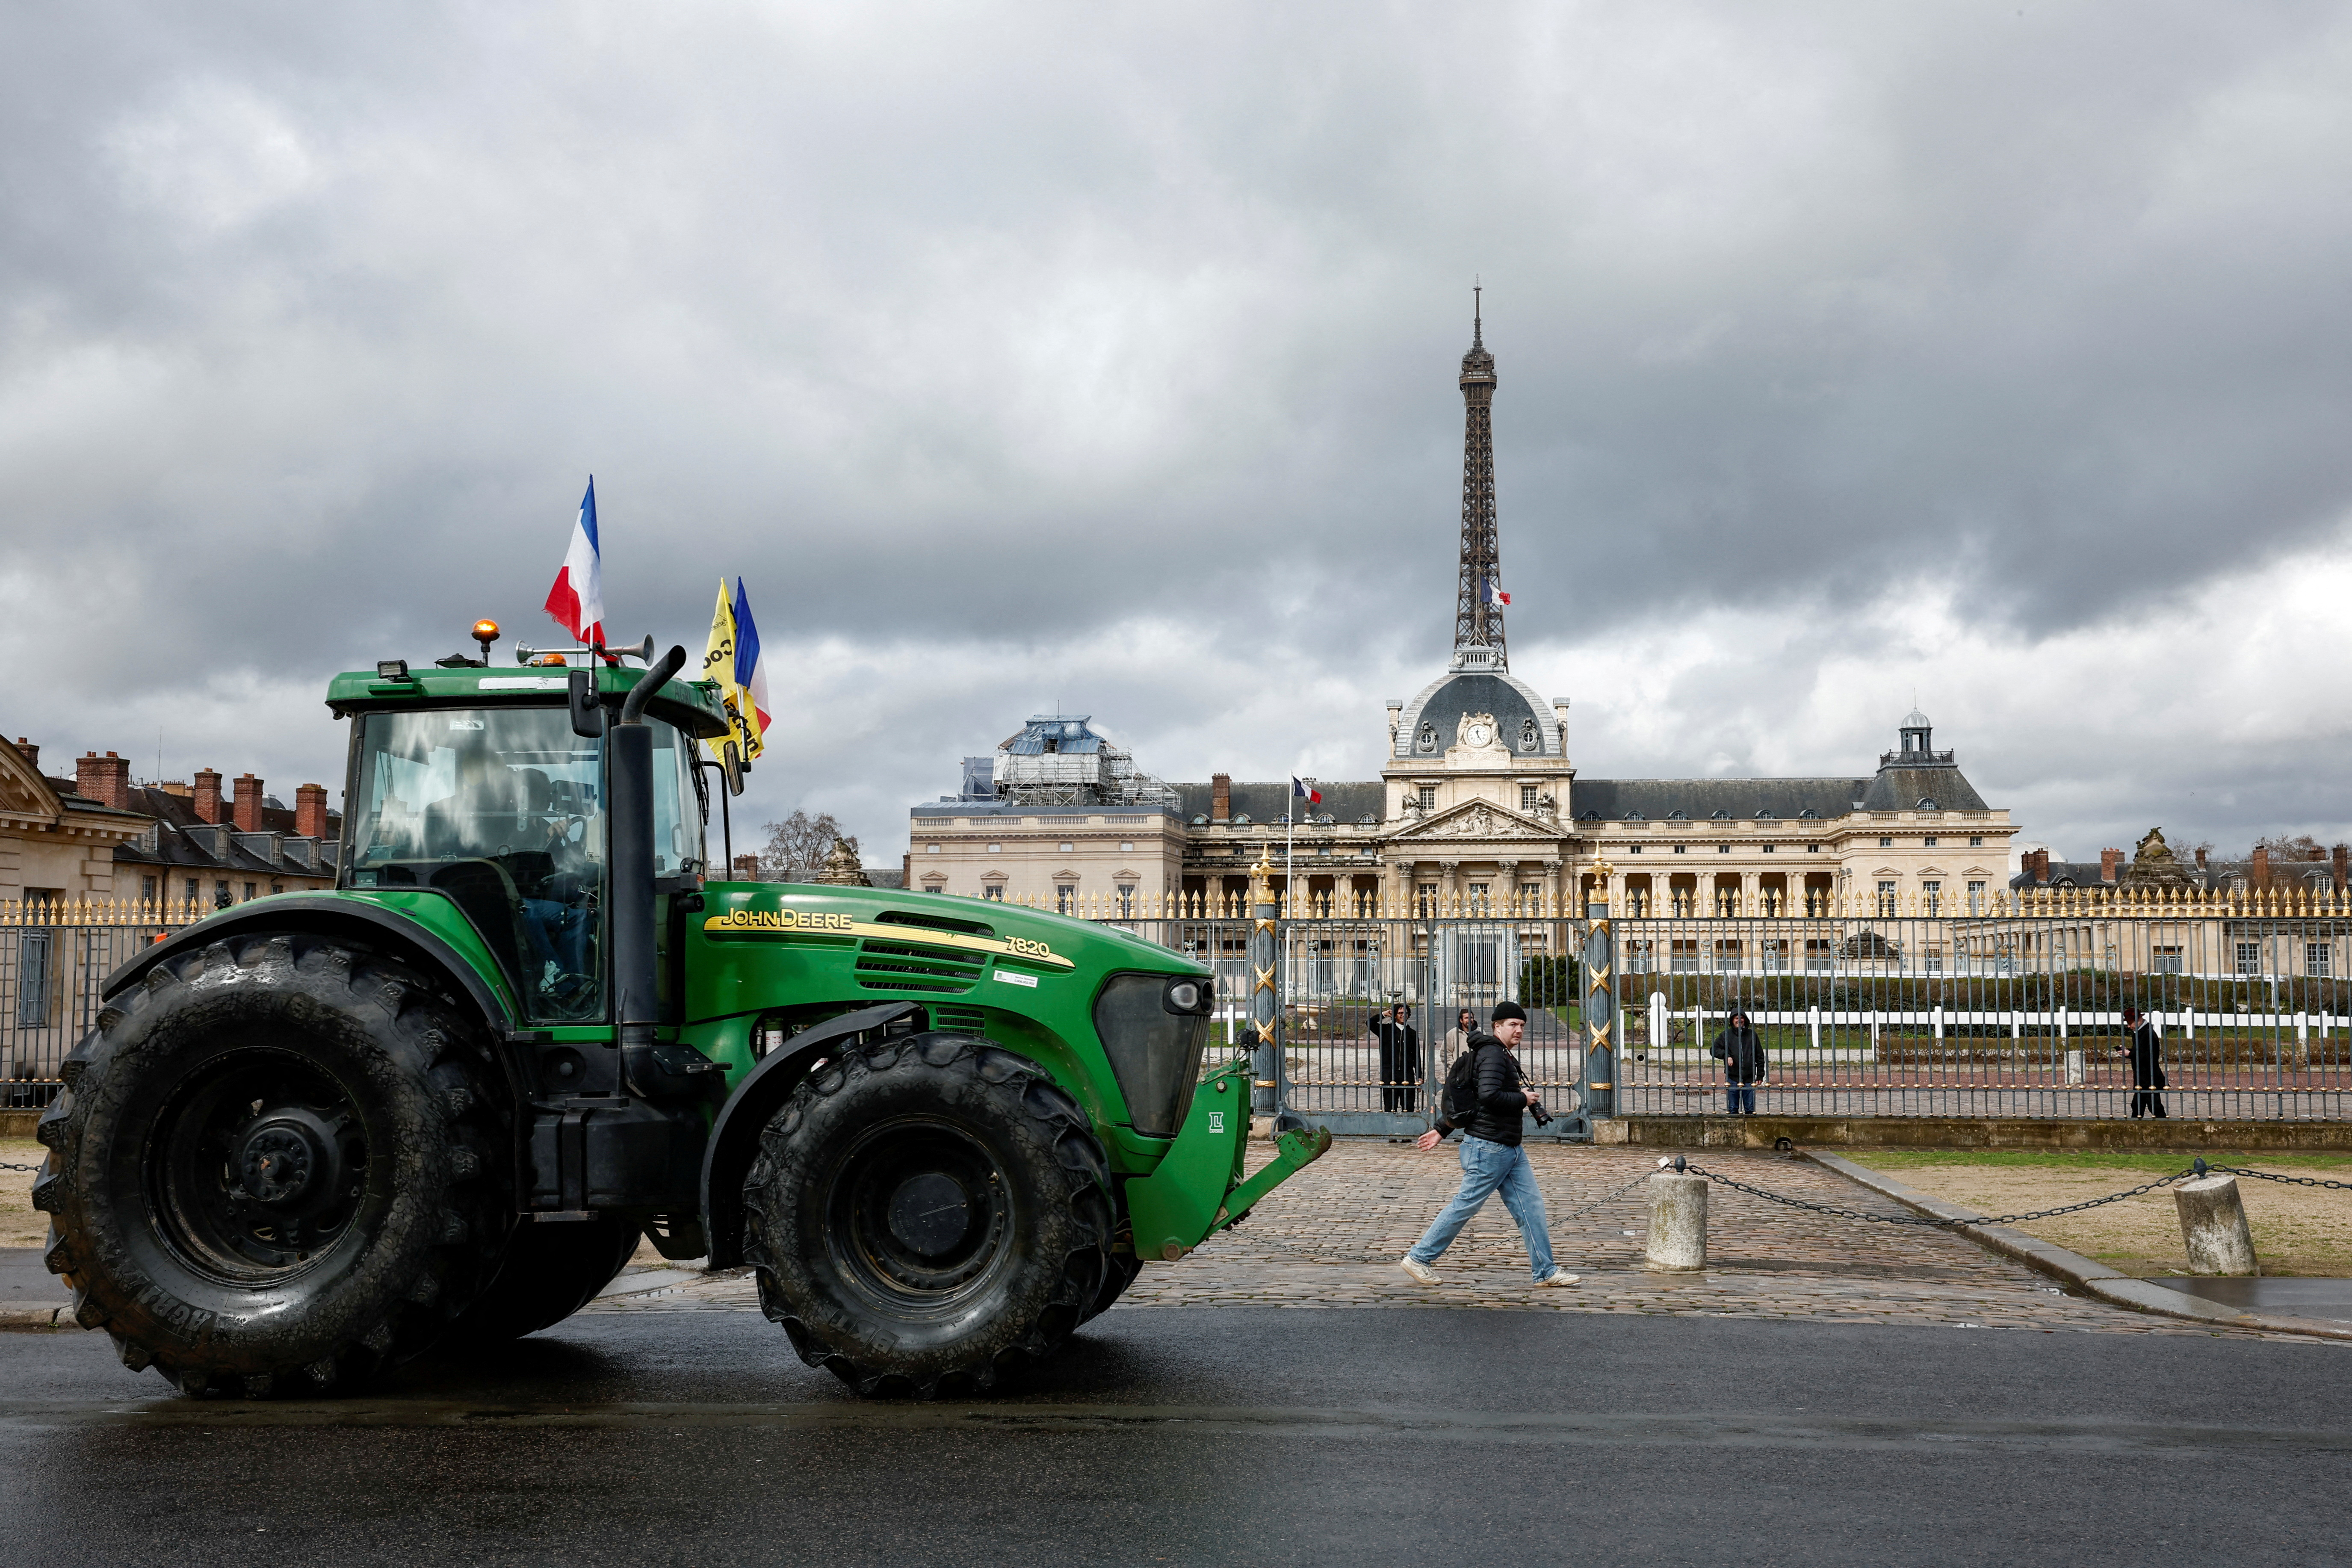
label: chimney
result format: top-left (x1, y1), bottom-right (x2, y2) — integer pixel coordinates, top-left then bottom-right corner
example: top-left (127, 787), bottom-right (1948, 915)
top-left (1211, 773), bottom-right (1232, 825)
top-left (76, 750), bottom-right (133, 810)
top-left (2335, 844), bottom-right (2347, 895)
top-left (2251, 845), bottom-right (2271, 888)
top-left (193, 768), bottom-right (225, 824)
top-left (2195, 846), bottom-right (2208, 870)
top-left (2099, 847), bottom-right (2121, 883)
top-left (295, 783), bottom-right (331, 841)
top-left (733, 853), bottom-right (762, 880)
top-left (233, 774), bottom-right (266, 833)
top-left (13, 737), bottom-right (35, 772)
top-left (2026, 848), bottom-right (2049, 883)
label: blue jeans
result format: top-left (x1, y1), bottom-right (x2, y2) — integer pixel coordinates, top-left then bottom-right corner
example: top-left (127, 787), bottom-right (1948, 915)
top-left (1407, 1136), bottom-right (1557, 1280)
top-left (1726, 1085), bottom-right (1755, 1115)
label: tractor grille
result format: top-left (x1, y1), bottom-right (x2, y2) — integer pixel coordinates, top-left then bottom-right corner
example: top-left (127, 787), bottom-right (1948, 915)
top-left (855, 938), bottom-right (983, 995)
top-left (931, 1005), bottom-right (989, 1033)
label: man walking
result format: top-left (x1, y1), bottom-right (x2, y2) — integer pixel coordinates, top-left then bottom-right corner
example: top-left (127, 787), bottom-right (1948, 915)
top-left (1370, 1002), bottom-right (1421, 1113)
top-left (2117, 1006), bottom-right (2167, 1119)
top-left (1711, 1009), bottom-right (1766, 1116)
top-left (1399, 1001), bottom-right (1577, 1288)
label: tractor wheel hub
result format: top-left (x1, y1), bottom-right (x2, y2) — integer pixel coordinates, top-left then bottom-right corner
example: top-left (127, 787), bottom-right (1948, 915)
top-left (885, 1172), bottom-right (971, 1257)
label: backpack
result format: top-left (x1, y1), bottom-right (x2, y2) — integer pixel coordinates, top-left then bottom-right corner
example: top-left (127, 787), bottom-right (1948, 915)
top-left (1441, 1043), bottom-right (1486, 1128)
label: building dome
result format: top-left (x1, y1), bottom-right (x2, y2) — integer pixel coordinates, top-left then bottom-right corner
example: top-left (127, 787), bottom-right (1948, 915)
top-left (1393, 669), bottom-right (1557, 759)
top-left (1902, 709), bottom-right (1931, 729)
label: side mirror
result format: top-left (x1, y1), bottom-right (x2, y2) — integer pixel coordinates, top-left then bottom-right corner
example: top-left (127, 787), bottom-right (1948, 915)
top-left (568, 668), bottom-right (606, 739)
top-left (720, 741), bottom-right (745, 797)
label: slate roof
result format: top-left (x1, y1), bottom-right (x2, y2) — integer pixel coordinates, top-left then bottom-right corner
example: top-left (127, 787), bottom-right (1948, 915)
top-left (98, 783), bottom-right (343, 886)
top-left (1171, 780), bottom-right (1388, 827)
top-left (1861, 764), bottom-right (1989, 813)
top-left (1570, 778), bottom-right (1866, 823)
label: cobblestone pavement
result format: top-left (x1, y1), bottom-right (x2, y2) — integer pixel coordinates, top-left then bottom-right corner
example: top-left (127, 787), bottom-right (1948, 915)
top-left (582, 1142), bottom-right (2337, 1340)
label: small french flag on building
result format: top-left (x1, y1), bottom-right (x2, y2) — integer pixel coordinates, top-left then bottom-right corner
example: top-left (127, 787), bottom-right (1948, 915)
top-left (1292, 776), bottom-right (1322, 805)
top-left (1482, 576), bottom-right (1510, 608)
top-left (544, 477), bottom-right (606, 647)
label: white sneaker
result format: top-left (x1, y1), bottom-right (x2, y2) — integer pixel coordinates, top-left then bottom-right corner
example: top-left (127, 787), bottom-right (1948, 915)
top-left (1399, 1257), bottom-right (1442, 1286)
top-left (1536, 1270), bottom-right (1580, 1287)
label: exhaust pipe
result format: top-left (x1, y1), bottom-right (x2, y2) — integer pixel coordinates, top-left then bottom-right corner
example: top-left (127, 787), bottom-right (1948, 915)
top-left (612, 645), bottom-right (687, 1080)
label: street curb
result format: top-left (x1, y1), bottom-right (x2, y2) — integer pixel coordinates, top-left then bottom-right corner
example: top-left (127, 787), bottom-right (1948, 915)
top-left (1802, 1149), bottom-right (2352, 1345)
top-left (0, 1305), bottom-right (77, 1333)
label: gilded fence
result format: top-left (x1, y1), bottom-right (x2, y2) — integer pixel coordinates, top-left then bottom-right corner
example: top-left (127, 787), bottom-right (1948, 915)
top-left (7, 891), bottom-right (2350, 1128)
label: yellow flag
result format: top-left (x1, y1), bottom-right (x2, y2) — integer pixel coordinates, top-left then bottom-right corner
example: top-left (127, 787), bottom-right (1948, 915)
top-left (700, 580), bottom-right (749, 764)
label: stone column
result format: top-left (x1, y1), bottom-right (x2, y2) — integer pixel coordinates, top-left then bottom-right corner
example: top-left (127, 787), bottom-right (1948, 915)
top-left (1645, 1170), bottom-right (1707, 1270)
top-left (2175, 1176), bottom-right (2258, 1276)
top-left (1496, 859), bottom-right (1520, 914)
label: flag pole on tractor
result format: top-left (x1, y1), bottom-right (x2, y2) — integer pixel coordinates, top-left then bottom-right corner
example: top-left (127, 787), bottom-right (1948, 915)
top-left (544, 477), bottom-right (606, 655)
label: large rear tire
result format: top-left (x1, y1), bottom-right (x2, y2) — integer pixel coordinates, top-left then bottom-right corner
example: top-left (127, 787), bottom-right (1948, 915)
top-left (443, 1216), bottom-right (641, 1344)
top-left (742, 1031), bottom-right (1115, 1397)
top-left (33, 935), bottom-right (509, 1397)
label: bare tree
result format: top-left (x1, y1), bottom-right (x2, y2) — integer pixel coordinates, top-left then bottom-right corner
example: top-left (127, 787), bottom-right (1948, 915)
top-left (758, 809), bottom-right (846, 879)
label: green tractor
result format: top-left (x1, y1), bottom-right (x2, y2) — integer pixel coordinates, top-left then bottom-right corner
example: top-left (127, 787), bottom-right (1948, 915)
top-left (35, 641), bottom-right (1330, 1397)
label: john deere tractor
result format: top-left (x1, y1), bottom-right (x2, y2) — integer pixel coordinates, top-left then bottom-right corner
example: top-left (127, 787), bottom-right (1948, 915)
top-left (35, 639), bottom-right (1329, 1397)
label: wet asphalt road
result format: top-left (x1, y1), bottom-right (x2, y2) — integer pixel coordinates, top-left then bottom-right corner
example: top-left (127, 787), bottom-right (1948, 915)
top-left (2, 1308), bottom-right (2348, 1568)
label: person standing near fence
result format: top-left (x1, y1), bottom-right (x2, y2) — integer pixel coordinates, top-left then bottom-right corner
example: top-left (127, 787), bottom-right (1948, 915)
top-left (1711, 1008), bottom-right (1766, 1116)
top-left (2116, 1006), bottom-right (2167, 1119)
top-left (1445, 1007), bottom-right (1474, 1059)
top-left (1399, 1001), bottom-right (1577, 1289)
top-left (1370, 1002), bottom-right (1421, 1112)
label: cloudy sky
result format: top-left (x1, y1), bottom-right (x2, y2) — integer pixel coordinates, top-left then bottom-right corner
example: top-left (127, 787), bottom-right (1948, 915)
top-left (7, 1), bottom-right (2352, 867)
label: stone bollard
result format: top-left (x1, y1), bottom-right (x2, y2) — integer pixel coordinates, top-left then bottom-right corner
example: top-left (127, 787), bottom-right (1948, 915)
top-left (2174, 1175), bottom-right (2258, 1276)
top-left (1646, 1166), bottom-right (1708, 1271)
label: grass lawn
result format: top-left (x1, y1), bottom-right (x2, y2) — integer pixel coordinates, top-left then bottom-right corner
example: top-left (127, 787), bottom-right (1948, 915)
top-left (1841, 1148), bottom-right (2352, 1278)
top-left (1, 1140), bottom-right (46, 1250)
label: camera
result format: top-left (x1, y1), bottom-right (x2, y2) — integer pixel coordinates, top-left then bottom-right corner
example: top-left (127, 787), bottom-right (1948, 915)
top-left (1527, 1097), bottom-right (1553, 1128)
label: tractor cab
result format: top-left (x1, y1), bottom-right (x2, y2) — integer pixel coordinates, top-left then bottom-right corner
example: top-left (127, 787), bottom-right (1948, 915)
top-left (325, 656), bottom-right (730, 1023)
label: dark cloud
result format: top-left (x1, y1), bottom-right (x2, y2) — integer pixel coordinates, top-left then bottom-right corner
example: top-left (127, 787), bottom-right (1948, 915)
top-left (5, 0), bottom-right (2351, 862)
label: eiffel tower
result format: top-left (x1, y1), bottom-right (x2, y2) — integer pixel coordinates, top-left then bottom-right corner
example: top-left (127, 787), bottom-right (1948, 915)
top-left (1451, 286), bottom-right (1504, 672)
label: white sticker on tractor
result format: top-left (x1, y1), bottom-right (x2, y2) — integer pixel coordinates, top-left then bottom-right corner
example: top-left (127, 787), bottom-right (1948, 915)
top-left (994, 971), bottom-right (1038, 988)
top-left (1209, 1112), bottom-right (1225, 1133)
top-left (479, 676), bottom-right (569, 690)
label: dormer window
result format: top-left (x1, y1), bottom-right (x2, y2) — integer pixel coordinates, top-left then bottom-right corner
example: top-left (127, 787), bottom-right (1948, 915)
top-left (1917, 797), bottom-right (1939, 810)
top-left (1519, 718), bottom-right (1538, 752)
top-left (1798, 809), bottom-right (1818, 820)
top-left (1711, 809), bottom-right (1731, 821)
top-left (1416, 724), bottom-right (1437, 753)
top-left (1667, 810), bottom-right (1688, 821)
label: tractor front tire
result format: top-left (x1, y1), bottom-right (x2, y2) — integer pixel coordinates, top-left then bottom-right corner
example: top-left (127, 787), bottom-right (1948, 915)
top-left (33, 935), bottom-right (509, 1397)
top-left (444, 1215), bottom-right (641, 1345)
top-left (742, 1032), bottom-right (1115, 1397)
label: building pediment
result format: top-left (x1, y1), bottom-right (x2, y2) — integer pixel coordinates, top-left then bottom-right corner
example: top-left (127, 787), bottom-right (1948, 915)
top-left (1390, 799), bottom-right (1561, 845)
top-left (0, 741), bottom-right (60, 819)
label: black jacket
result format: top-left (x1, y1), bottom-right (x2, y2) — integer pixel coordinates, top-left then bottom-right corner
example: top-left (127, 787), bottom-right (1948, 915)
top-left (2120, 1020), bottom-right (2167, 1088)
top-left (1437, 1033), bottom-right (1531, 1146)
top-left (1711, 1022), bottom-right (1767, 1085)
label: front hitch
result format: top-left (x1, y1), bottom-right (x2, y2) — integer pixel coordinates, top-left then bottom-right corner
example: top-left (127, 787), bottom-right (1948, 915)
top-left (1122, 1057), bottom-right (1333, 1263)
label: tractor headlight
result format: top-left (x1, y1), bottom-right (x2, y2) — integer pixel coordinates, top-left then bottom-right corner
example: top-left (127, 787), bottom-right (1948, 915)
top-left (1092, 972), bottom-right (1214, 1137)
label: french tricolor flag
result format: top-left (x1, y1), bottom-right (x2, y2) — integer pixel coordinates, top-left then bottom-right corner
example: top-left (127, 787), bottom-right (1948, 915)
top-left (544, 478), bottom-right (606, 647)
top-left (1482, 576), bottom-right (1510, 608)
top-left (1292, 776), bottom-right (1321, 805)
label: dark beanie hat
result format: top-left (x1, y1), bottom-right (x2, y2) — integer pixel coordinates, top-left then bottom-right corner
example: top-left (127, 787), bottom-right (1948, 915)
top-left (1490, 1001), bottom-right (1528, 1024)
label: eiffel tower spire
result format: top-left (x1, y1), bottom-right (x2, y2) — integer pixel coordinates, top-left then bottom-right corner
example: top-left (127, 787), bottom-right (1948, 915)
top-left (1451, 285), bottom-right (1504, 671)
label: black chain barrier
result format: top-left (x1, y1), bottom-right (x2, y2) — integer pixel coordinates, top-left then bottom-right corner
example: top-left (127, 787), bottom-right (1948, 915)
top-left (0, 1161), bottom-right (38, 1173)
top-left (1672, 1154), bottom-right (2347, 1230)
top-left (2208, 1162), bottom-right (2352, 1192)
top-left (1554, 1169), bottom-right (1656, 1226)
top-left (1678, 1158), bottom-right (2204, 1230)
